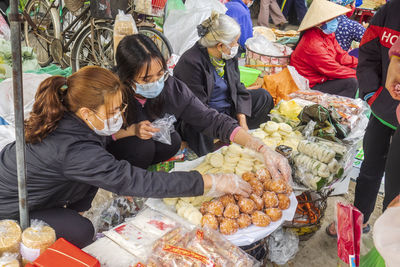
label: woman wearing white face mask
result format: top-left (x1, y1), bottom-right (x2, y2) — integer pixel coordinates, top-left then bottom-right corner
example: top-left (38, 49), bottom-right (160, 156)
top-left (173, 12), bottom-right (274, 156)
top-left (0, 66), bottom-right (255, 248)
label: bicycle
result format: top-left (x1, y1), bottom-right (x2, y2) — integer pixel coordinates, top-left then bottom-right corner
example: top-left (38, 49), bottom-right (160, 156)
top-left (22, 0), bottom-right (172, 71)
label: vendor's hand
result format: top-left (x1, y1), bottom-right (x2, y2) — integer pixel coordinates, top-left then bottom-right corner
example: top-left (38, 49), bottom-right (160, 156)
top-left (237, 114), bottom-right (249, 131)
top-left (134, 120), bottom-right (160, 140)
top-left (245, 137), bottom-right (292, 182)
top-left (203, 173), bottom-right (252, 198)
top-left (386, 56), bottom-right (400, 100)
top-left (362, 22), bottom-right (369, 28)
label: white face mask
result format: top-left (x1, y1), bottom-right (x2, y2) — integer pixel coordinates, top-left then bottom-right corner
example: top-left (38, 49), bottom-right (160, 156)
top-left (221, 45), bottom-right (239, 60)
top-left (247, 1), bottom-right (253, 7)
top-left (87, 111), bottom-right (123, 136)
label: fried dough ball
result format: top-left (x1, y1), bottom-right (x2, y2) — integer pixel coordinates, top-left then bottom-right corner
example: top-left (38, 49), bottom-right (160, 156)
top-left (207, 199), bottom-right (224, 216)
top-left (270, 179), bottom-right (287, 193)
top-left (201, 213), bottom-right (219, 230)
top-left (223, 203), bottom-right (240, 219)
top-left (250, 193), bottom-right (264, 211)
top-left (219, 218), bottom-right (239, 235)
top-left (263, 179), bottom-right (273, 191)
top-left (242, 172), bottom-right (256, 182)
top-left (256, 168), bottom-right (271, 182)
top-left (262, 191), bottom-right (279, 208)
top-left (265, 208), bottom-right (283, 222)
top-left (217, 216), bottom-right (224, 224)
top-left (251, 211), bottom-right (271, 227)
top-left (249, 179), bottom-right (264, 196)
top-left (234, 194), bottom-right (243, 201)
top-left (277, 194), bottom-right (291, 210)
top-left (238, 198), bottom-right (256, 214)
top-left (200, 201), bottom-right (210, 215)
top-left (237, 213), bottom-right (252, 229)
top-left (219, 194), bottom-right (236, 208)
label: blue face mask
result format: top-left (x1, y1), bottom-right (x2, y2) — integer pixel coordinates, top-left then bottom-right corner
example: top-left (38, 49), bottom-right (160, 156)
top-left (320, 18), bottom-right (338, 35)
top-left (133, 74), bottom-right (167, 99)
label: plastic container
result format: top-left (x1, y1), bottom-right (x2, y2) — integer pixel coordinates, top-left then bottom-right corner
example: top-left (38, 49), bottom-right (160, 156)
top-left (239, 66), bottom-right (262, 87)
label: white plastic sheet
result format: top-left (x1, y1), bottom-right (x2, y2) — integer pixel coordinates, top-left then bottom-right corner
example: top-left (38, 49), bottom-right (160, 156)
top-left (163, 0), bottom-right (226, 56)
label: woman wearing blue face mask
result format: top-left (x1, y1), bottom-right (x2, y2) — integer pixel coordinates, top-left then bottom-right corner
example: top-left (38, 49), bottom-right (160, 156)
top-left (173, 12), bottom-right (274, 156)
top-left (0, 66), bottom-right (255, 248)
top-left (290, 0), bottom-right (359, 98)
top-left (109, 34), bottom-right (292, 185)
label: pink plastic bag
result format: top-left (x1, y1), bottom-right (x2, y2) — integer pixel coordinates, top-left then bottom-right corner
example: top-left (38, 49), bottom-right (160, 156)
top-left (336, 202), bottom-right (363, 267)
top-left (0, 13), bottom-right (10, 40)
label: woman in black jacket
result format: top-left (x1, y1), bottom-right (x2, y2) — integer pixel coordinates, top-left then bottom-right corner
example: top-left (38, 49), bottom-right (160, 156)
top-left (0, 66), bottom-right (252, 248)
top-left (173, 12), bottom-right (274, 156)
top-left (107, 34), bottom-right (289, 185)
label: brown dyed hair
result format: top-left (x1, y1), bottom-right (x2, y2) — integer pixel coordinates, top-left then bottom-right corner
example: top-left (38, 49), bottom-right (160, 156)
top-left (25, 66), bottom-right (123, 144)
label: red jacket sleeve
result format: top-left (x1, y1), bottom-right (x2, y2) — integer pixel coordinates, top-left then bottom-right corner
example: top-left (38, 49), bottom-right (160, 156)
top-left (334, 37), bottom-right (358, 68)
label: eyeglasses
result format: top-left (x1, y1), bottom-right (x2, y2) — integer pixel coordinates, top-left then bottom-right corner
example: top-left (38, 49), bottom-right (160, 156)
top-left (134, 71), bottom-right (169, 85)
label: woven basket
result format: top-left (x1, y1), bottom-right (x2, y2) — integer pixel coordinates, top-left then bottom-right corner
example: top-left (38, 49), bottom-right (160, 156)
top-left (245, 46), bottom-right (291, 77)
top-left (283, 189), bottom-right (332, 241)
top-left (64, 0), bottom-right (85, 12)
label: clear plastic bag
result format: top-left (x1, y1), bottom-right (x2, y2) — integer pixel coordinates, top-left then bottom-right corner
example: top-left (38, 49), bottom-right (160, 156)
top-left (151, 114), bottom-right (177, 145)
top-left (0, 253), bottom-right (19, 267)
top-left (267, 227), bottom-right (299, 265)
top-left (0, 219), bottom-right (21, 256)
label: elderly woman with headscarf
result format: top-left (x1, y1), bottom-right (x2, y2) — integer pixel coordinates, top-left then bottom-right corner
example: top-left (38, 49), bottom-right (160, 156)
top-left (174, 12), bottom-right (274, 156)
top-left (290, 0), bottom-right (358, 98)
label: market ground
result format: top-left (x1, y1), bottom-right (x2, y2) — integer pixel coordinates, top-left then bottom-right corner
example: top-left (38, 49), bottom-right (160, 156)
top-left (86, 180), bottom-right (384, 267)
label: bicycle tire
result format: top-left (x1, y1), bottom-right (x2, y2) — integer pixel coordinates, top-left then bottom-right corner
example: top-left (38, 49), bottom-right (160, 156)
top-left (138, 26), bottom-right (173, 61)
top-left (70, 21), bottom-right (114, 73)
top-left (24, 0), bottom-right (61, 67)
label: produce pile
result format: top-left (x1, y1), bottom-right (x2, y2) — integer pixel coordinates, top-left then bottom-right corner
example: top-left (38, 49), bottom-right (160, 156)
top-left (147, 227), bottom-right (257, 266)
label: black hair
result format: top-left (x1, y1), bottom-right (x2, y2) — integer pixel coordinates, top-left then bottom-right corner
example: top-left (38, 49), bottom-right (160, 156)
top-left (115, 34), bottom-right (167, 122)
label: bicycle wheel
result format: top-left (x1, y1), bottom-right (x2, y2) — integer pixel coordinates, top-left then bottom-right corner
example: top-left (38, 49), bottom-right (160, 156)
top-left (70, 22), bottom-right (114, 73)
top-left (24, 0), bottom-right (61, 66)
top-left (138, 26), bottom-right (173, 61)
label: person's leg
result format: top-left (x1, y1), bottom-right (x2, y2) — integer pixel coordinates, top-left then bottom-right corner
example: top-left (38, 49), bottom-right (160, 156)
top-left (30, 208), bottom-right (95, 248)
top-left (269, 0), bottom-right (288, 25)
top-left (280, 0), bottom-right (293, 18)
top-left (246, 89), bottom-right (274, 129)
top-left (383, 127), bottom-right (400, 210)
top-left (354, 116), bottom-right (394, 223)
top-left (311, 78), bottom-right (358, 98)
top-left (258, 0), bottom-right (271, 27)
top-left (67, 186), bottom-right (98, 212)
top-left (152, 131), bottom-right (182, 164)
top-left (294, 0), bottom-right (307, 23)
top-left (178, 122), bottom-right (215, 157)
top-left (106, 136), bottom-right (156, 169)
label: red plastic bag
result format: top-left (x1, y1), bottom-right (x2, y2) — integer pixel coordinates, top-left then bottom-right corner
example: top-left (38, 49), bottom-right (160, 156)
top-left (336, 202), bottom-right (363, 267)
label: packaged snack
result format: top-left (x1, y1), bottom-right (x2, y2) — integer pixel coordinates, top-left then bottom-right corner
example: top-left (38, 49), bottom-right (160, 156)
top-left (113, 10), bottom-right (138, 57)
top-left (20, 220), bottom-right (56, 264)
top-left (0, 253), bottom-right (19, 267)
top-left (0, 220), bottom-right (21, 255)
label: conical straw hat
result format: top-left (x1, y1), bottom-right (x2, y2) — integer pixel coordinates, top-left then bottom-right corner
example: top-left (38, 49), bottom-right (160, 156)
top-left (298, 0), bottom-right (350, 32)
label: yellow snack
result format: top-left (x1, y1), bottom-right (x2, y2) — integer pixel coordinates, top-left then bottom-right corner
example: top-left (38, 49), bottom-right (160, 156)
top-left (163, 198), bottom-right (178, 206)
top-left (0, 220), bottom-right (21, 255)
top-left (278, 100), bottom-right (302, 121)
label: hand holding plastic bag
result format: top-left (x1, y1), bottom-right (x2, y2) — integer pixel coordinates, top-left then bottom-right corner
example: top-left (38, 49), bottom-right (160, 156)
top-left (204, 173), bottom-right (252, 198)
top-left (151, 114), bottom-right (177, 145)
top-left (245, 137), bottom-right (292, 182)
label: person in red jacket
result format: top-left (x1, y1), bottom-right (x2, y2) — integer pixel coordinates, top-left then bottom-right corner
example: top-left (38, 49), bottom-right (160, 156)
top-left (290, 0), bottom-right (358, 98)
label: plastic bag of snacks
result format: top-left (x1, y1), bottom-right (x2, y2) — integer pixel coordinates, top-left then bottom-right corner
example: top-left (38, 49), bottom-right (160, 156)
top-left (20, 220), bottom-right (56, 264)
top-left (151, 114), bottom-right (177, 145)
top-left (147, 227), bottom-right (259, 266)
top-left (0, 253), bottom-right (19, 267)
top-left (0, 220), bottom-right (21, 256)
top-left (113, 10), bottom-right (138, 57)
top-left (336, 202), bottom-right (363, 267)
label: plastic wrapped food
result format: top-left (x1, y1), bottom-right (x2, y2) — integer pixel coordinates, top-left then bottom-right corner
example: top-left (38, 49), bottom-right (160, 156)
top-left (21, 220), bottom-right (56, 264)
top-left (148, 227), bottom-right (259, 266)
top-left (0, 220), bottom-right (21, 255)
top-left (0, 253), bottom-right (19, 267)
top-left (201, 214), bottom-right (219, 230)
top-left (219, 218), bottom-right (239, 235)
top-left (113, 10), bottom-right (138, 56)
top-left (151, 114), bottom-right (177, 145)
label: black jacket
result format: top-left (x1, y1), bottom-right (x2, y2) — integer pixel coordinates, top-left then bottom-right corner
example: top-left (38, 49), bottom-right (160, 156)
top-left (0, 113), bottom-right (204, 219)
top-left (357, 0), bottom-right (400, 128)
top-left (124, 76), bottom-right (239, 143)
top-left (173, 42), bottom-right (252, 117)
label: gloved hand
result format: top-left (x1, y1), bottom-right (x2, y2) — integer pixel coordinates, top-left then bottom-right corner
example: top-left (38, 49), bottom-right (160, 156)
top-left (204, 173), bottom-right (252, 198)
top-left (245, 137), bottom-right (292, 182)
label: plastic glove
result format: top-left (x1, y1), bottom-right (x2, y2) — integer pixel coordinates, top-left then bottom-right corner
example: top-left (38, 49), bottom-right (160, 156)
top-left (245, 137), bottom-right (292, 182)
top-left (204, 173), bottom-right (252, 198)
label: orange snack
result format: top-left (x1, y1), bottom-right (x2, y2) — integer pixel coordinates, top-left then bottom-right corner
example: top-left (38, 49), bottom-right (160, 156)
top-left (270, 179), bottom-right (287, 193)
top-left (250, 194), bottom-right (264, 211)
top-left (251, 211), bottom-right (271, 227)
top-left (263, 179), bottom-right (273, 191)
top-left (200, 201), bottom-right (210, 215)
top-left (238, 198), bottom-right (255, 214)
top-left (242, 172), bottom-right (256, 182)
top-left (219, 194), bottom-right (236, 208)
top-left (237, 214), bottom-right (252, 229)
top-left (223, 203), bottom-right (240, 219)
top-left (278, 194), bottom-right (291, 210)
top-left (265, 208), bottom-right (283, 222)
top-left (249, 180), bottom-right (264, 196)
top-left (262, 191), bottom-right (279, 208)
top-left (201, 213), bottom-right (219, 230)
top-left (256, 168), bottom-right (271, 182)
top-left (219, 218), bottom-right (239, 235)
top-left (207, 199), bottom-right (224, 217)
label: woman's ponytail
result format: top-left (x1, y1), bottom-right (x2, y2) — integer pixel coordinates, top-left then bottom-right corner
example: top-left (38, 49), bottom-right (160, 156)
top-left (25, 76), bottom-right (67, 144)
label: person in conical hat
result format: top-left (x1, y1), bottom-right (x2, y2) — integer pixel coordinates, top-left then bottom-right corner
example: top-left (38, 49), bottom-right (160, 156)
top-left (290, 0), bottom-right (358, 98)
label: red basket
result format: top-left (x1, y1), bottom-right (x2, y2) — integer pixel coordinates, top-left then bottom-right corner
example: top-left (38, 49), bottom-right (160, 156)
top-left (134, 0), bottom-right (166, 16)
top-left (151, 0), bottom-right (167, 9)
